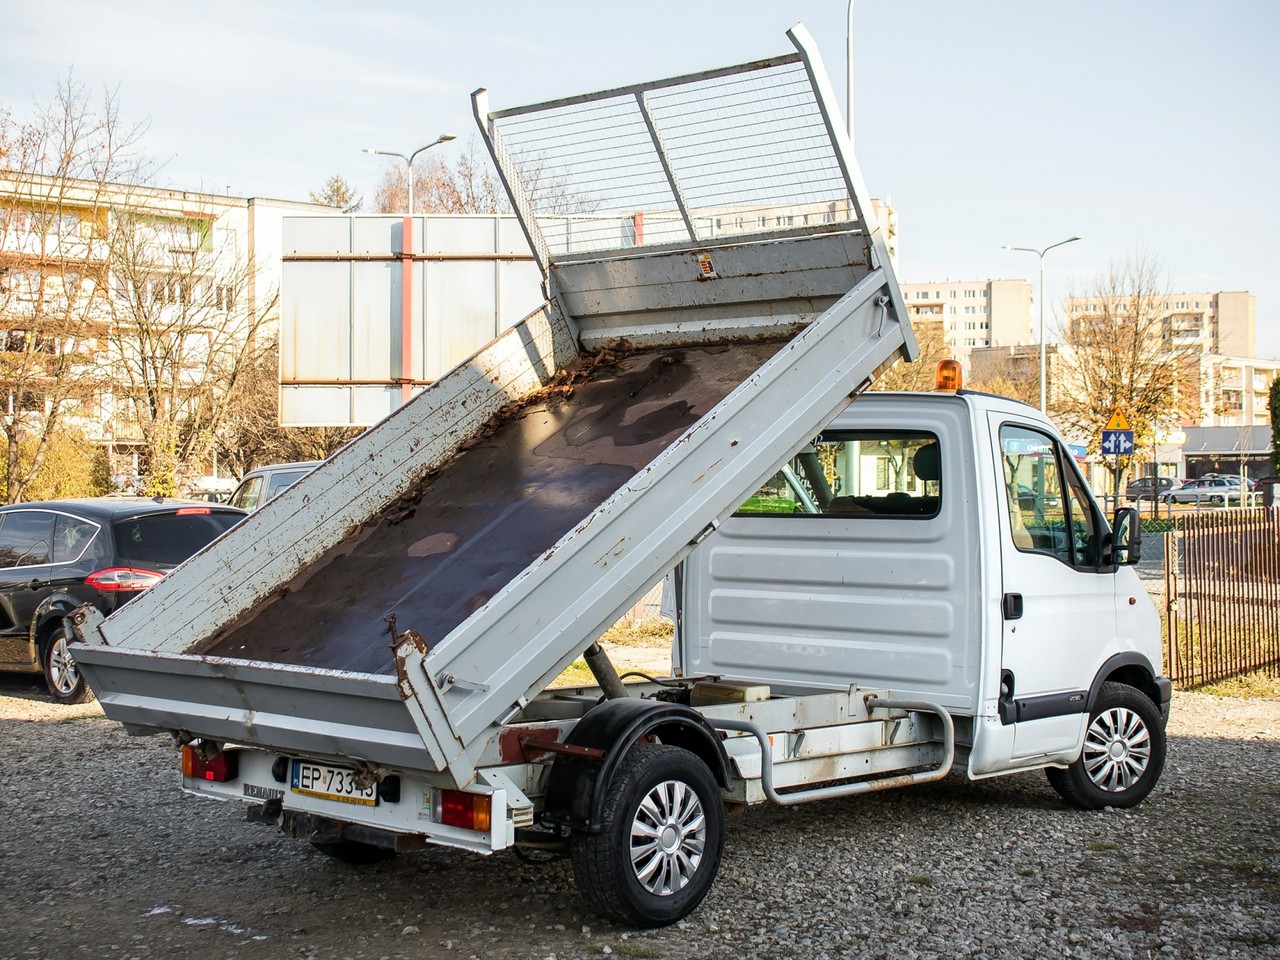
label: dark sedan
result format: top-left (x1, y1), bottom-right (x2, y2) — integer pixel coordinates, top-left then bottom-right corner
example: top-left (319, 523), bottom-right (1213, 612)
top-left (0, 498), bottom-right (245, 702)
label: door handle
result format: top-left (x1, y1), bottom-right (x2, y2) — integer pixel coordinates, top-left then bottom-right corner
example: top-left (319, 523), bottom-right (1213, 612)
top-left (28, 578), bottom-right (46, 590)
top-left (1002, 593), bottom-right (1023, 620)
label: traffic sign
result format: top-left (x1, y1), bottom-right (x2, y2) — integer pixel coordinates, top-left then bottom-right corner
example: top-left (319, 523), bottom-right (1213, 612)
top-left (1105, 408), bottom-right (1131, 431)
top-left (1101, 430), bottom-right (1134, 455)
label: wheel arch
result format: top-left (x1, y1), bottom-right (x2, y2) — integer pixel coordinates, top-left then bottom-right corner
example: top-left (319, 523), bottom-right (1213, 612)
top-left (31, 593), bottom-right (81, 651)
top-left (543, 698), bottom-right (730, 833)
top-left (1088, 653), bottom-right (1166, 714)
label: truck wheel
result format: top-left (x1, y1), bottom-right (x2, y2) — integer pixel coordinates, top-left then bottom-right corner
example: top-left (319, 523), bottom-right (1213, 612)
top-left (571, 744), bottom-right (724, 928)
top-left (309, 839), bottom-right (397, 865)
top-left (41, 620), bottom-right (94, 705)
top-left (1046, 682), bottom-right (1165, 810)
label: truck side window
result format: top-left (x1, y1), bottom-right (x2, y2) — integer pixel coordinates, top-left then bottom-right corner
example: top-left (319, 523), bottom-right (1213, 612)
top-left (999, 425), bottom-right (1099, 568)
top-left (736, 431), bottom-right (941, 519)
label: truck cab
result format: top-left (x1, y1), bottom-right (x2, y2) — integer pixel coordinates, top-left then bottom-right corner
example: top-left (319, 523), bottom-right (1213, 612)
top-left (676, 388), bottom-right (1169, 797)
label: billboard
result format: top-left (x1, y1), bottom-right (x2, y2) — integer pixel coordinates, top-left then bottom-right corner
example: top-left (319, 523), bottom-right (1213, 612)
top-left (279, 214), bottom-right (541, 426)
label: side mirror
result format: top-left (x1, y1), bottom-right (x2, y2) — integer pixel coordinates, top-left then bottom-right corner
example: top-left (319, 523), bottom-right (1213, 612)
top-left (1108, 506), bottom-right (1142, 566)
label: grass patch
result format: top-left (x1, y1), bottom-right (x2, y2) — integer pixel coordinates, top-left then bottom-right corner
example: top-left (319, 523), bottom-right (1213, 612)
top-left (1087, 841), bottom-right (1118, 852)
top-left (1016, 867), bottom-right (1036, 877)
top-left (599, 618), bottom-right (673, 648)
top-left (908, 875), bottom-right (934, 886)
top-left (549, 660), bottom-right (596, 688)
top-left (1191, 670), bottom-right (1280, 699)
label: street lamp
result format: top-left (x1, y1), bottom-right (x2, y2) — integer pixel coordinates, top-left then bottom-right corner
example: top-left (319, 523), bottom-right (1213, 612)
top-left (1002, 236), bottom-right (1081, 413)
top-left (364, 134), bottom-right (456, 213)
top-left (846, 0), bottom-right (856, 148)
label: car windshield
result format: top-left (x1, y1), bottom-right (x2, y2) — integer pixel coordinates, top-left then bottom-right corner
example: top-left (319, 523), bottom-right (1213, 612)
top-left (112, 511), bottom-right (242, 566)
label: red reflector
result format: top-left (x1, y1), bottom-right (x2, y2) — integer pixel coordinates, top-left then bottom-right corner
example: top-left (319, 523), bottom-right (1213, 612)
top-left (438, 789), bottom-right (491, 831)
top-left (84, 567), bottom-right (165, 592)
top-left (175, 507), bottom-right (211, 515)
top-left (181, 745), bottom-right (239, 782)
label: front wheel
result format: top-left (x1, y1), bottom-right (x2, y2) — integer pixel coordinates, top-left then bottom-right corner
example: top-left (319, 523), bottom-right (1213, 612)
top-left (41, 620), bottom-right (94, 705)
top-left (1047, 681), bottom-right (1166, 809)
top-left (571, 744), bottom-right (724, 928)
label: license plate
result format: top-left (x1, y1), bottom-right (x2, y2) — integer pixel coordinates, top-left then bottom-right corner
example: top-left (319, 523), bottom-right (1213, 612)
top-left (290, 760), bottom-right (377, 806)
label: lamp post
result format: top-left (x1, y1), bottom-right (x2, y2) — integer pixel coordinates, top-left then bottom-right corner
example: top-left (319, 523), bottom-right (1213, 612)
top-left (846, 0), bottom-right (856, 148)
top-left (1002, 236), bottom-right (1081, 413)
top-left (364, 134), bottom-right (456, 213)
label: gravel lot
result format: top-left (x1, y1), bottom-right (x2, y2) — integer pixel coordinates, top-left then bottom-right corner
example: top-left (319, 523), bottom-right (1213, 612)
top-left (1, 673), bottom-right (1276, 960)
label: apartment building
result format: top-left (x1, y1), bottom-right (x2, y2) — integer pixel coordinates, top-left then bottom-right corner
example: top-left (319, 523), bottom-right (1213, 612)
top-left (0, 172), bottom-right (330, 486)
top-left (900, 279), bottom-right (1032, 362)
top-left (1196, 354), bottom-right (1280, 427)
top-left (1064, 290), bottom-right (1255, 358)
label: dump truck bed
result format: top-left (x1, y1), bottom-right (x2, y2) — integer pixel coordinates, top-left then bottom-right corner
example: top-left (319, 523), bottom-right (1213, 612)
top-left (71, 25), bottom-right (915, 788)
top-left (204, 341), bottom-right (783, 673)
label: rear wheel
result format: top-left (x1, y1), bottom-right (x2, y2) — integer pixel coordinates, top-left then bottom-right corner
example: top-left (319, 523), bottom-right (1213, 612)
top-left (571, 744), bottom-right (724, 928)
top-left (1047, 682), bottom-right (1165, 809)
top-left (41, 620), bottom-right (94, 705)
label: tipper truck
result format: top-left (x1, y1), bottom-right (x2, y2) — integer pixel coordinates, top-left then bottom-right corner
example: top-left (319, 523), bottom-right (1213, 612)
top-left (69, 25), bottom-right (1169, 928)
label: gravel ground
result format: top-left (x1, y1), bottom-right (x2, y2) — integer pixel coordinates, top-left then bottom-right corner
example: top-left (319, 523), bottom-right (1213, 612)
top-left (1, 673), bottom-right (1276, 960)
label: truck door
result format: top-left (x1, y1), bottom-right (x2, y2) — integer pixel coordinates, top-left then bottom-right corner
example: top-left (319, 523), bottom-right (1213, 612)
top-left (989, 419), bottom-right (1113, 761)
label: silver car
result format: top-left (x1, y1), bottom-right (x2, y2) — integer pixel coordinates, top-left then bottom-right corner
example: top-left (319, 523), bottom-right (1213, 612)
top-left (227, 462), bottom-right (319, 512)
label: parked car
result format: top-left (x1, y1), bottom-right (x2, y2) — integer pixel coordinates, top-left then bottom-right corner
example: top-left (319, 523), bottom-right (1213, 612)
top-left (0, 498), bottom-right (246, 703)
top-left (1125, 476), bottom-right (1181, 501)
top-left (1159, 476), bottom-right (1244, 506)
top-left (227, 461), bottom-right (319, 512)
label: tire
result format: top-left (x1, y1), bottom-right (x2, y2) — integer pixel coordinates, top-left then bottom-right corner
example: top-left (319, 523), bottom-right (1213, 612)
top-left (1047, 681), bottom-right (1166, 810)
top-left (571, 744), bottom-right (724, 928)
top-left (41, 620), bottom-right (94, 705)
top-left (309, 838), bottom-right (397, 865)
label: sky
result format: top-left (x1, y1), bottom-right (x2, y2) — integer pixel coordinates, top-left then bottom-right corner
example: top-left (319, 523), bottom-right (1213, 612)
top-left (2, 0), bottom-right (1277, 358)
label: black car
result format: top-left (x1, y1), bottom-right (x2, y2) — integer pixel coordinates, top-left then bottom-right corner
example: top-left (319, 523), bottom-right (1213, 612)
top-left (0, 498), bottom-right (245, 703)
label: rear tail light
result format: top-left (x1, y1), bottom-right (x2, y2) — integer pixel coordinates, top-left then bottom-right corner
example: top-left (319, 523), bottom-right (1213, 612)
top-left (84, 567), bottom-right (165, 592)
top-left (175, 507), bottom-right (211, 515)
top-left (433, 789), bottom-right (492, 832)
top-left (181, 745), bottom-right (239, 782)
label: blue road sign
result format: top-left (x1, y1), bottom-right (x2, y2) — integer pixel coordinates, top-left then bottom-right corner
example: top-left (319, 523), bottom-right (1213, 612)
top-left (1101, 430), bottom-right (1134, 455)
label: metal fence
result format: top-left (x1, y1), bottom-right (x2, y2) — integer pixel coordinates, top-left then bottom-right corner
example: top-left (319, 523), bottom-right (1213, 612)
top-left (1163, 507), bottom-right (1280, 685)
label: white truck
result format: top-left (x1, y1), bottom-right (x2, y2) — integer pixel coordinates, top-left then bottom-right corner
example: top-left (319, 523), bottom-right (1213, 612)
top-left (69, 26), bottom-right (1169, 929)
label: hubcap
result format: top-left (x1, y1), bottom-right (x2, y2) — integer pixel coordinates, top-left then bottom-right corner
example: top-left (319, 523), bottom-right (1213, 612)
top-left (630, 779), bottom-right (706, 896)
top-left (49, 633), bottom-right (80, 695)
top-left (1083, 706), bottom-right (1150, 792)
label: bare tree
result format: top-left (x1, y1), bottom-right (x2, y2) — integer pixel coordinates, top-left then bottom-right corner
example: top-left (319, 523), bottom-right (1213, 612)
top-left (871, 318), bottom-right (951, 392)
top-left (1054, 253), bottom-right (1200, 483)
top-left (372, 136), bottom-right (597, 216)
top-left (216, 337), bottom-right (359, 476)
top-left (0, 75), bottom-right (147, 502)
top-left (374, 137), bottom-right (509, 215)
top-left (104, 193), bottom-right (276, 496)
top-left (968, 352), bottom-right (1040, 407)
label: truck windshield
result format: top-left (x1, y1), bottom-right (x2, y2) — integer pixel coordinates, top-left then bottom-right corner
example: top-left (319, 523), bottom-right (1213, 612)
top-left (737, 431), bottom-right (941, 518)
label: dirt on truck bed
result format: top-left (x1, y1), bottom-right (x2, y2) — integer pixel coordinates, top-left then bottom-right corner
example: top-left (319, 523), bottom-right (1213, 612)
top-left (200, 341), bottom-right (785, 675)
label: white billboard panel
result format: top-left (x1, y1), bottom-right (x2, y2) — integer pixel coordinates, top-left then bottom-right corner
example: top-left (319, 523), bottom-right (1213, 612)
top-left (279, 214), bottom-right (541, 427)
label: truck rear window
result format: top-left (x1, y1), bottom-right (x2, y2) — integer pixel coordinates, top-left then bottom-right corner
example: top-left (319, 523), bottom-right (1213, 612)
top-left (736, 431), bottom-right (941, 518)
top-left (113, 512), bottom-right (243, 566)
